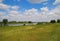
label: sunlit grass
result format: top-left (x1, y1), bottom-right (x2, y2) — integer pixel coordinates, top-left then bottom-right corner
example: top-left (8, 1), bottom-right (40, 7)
top-left (0, 23), bottom-right (60, 41)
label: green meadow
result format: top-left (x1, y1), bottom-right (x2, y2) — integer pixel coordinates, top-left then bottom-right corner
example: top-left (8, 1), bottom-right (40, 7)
top-left (0, 23), bottom-right (60, 41)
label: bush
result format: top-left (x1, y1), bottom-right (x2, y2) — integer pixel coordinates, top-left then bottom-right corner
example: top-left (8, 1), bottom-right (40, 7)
top-left (23, 24), bottom-right (25, 26)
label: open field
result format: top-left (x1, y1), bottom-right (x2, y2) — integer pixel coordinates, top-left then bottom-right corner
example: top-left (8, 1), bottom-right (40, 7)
top-left (0, 23), bottom-right (60, 41)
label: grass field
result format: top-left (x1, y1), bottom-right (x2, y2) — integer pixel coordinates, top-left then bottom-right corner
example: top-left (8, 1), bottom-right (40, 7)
top-left (0, 23), bottom-right (60, 41)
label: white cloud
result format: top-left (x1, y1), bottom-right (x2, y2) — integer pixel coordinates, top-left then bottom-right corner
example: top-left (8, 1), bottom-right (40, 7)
top-left (0, 12), bottom-right (5, 21)
top-left (11, 6), bottom-right (19, 11)
top-left (24, 8), bottom-right (38, 15)
top-left (0, 3), bottom-right (19, 11)
top-left (0, 2), bottom-right (20, 21)
top-left (54, 0), bottom-right (60, 5)
top-left (0, 0), bottom-right (3, 3)
top-left (27, 0), bottom-right (48, 4)
top-left (0, 0), bottom-right (60, 22)
top-left (6, 10), bottom-right (23, 21)
top-left (41, 7), bottom-right (48, 12)
top-left (45, 6), bottom-right (60, 21)
top-left (40, 7), bottom-right (49, 15)
top-left (0, 3), bottom-right (10, 10)
top-left (0, 6), bottom-right (60, 22)
top-left (0, 12), bottom-right (3, 17)
top-left (1, 6), bottom-right (60, 22)
top-left (8, 10), bottom-right (20, 17)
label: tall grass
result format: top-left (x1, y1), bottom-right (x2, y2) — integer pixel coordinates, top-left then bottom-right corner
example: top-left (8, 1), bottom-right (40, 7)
top-left (0, 23), bottom-right (60, 41)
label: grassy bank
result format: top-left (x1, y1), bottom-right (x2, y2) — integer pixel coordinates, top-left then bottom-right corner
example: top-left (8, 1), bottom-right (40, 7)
top-left (0, 23), bottom-right (60, 41)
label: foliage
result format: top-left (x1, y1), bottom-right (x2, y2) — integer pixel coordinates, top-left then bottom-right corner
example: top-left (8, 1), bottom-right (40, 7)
top-left (3, 19), bottom-right (8, 26)
top-left (57, 19), bottom-right (60, 23)
top-left (28, 21), bottom-right (32, 23)
top-left (50, 20), bottom-right (56, 23)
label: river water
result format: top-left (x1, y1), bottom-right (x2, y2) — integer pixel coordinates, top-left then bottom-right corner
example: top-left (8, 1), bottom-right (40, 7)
top-left (8, 23), bottom-right (37, 26)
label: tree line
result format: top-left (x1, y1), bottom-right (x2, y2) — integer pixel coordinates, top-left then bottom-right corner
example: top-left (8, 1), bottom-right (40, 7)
top-left (0, 19), bottom-right (33, 26)
top-left (50, 19), bottom-right (60, 23)
top-left (0, 19), bottom-right (60, 26)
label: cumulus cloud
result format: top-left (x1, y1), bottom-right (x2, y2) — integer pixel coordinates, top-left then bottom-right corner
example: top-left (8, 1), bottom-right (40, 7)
top-left (1, 6), bottom-right (60, 22)
top-left (0, 12), bottom-right (5, 21)
top-left (8, 11), bottom-right (20, 17)
top-left (0, 2), bottom-right (20, 21)
top-left (0, 12), bottom-right (3, 17)
top-left (40, 7), bottom-right (49, 15)
top-left (54, 0), bottom-right (60, 5)
top-left (24, 8), bottom-right (38, 15)
top-left (0, 0), bottom-right (60, 22)
top-left (11, 6), bottom-right (19, 11)
top-left (46, 6), bottom-right (60, 21)
top-left (0, 3), bottom-right (19, 11)
top-left (0, 0), bottom-right (3, 3)
top-left (0, 3), bottom-right (10, 10)
top-left (7, 11), bottom-right (21, 21)
top-left (27, 0), bottom-right (48, 4)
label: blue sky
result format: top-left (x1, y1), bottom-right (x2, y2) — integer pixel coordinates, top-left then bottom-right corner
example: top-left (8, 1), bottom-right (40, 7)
top-left (3, 0), bottom-right (55, 10)
top-left (0, 0), bottom-right (60, 22)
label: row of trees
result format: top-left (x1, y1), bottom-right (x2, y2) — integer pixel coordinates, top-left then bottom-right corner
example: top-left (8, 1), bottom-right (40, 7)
top-left (0, 19), bottom-right (60, 26)
top-left (2, 19), bottom-right (33, 26)
top-left (50, 19), bottom-right (60, 23)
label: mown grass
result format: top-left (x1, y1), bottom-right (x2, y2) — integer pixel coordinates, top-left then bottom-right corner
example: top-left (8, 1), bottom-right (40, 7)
top-left (0, 23), bottom-right (60, 41)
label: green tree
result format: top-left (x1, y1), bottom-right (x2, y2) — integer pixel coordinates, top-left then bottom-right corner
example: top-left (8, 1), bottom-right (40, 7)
top-left (57, 19), bottom-right (60, 23)
top-left (3, 19), bottom-right (8, 26)
top-left (50, 20), bottom-right (56, 23)
top-left (28, 21), bottom-right (32, 23)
